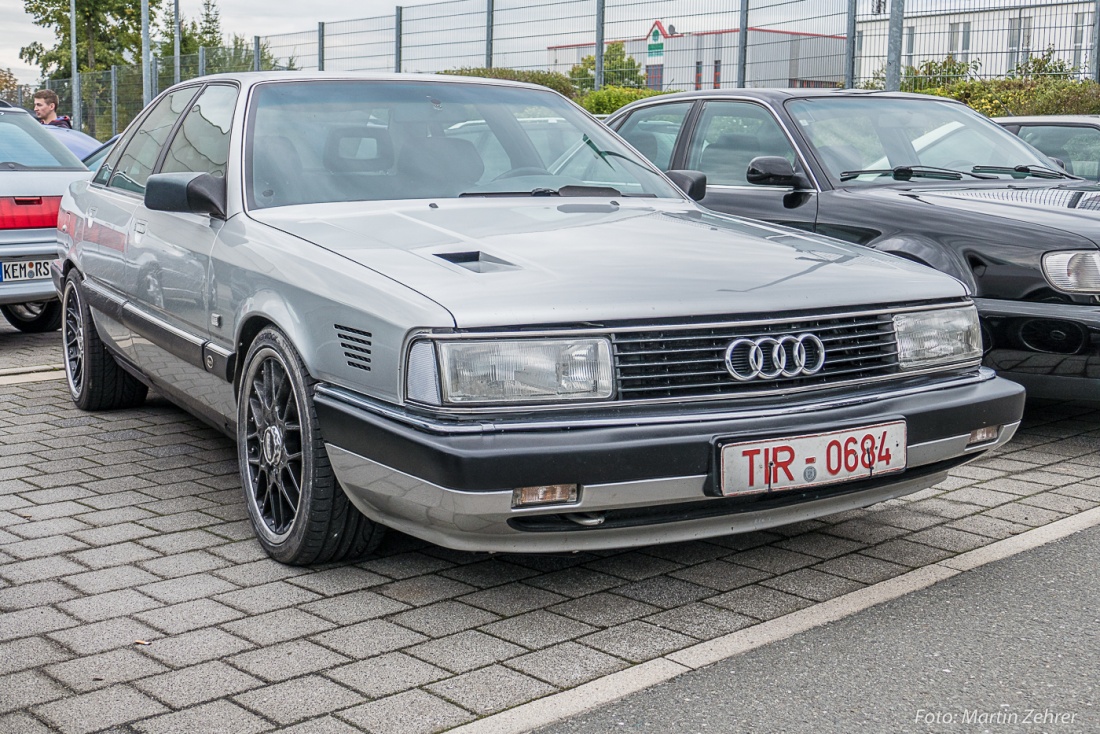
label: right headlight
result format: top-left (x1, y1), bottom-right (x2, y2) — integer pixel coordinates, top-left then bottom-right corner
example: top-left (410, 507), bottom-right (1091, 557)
top-left (893, 306), bottom-right (982, 370)
top-left (1042, 251), bottom-right (1100, 293)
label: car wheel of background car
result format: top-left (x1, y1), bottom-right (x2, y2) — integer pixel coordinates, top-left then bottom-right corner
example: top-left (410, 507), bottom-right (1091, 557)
top-left (61, 272), bottom-right (149, 411)
top-left (1, 302), bottom-right (62, 333)
top-left (237, 326), bottom-right (385, 565)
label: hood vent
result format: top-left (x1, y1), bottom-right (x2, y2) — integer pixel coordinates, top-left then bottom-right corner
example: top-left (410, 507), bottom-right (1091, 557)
top-left (334, 324), bottom-right (372, 371)
top-left (435, 251), bottom-right (518, 273)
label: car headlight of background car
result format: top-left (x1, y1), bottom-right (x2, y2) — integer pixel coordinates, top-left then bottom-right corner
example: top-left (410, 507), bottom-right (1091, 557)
top-left (407, 338), bottom-right (613, 405)
top-left (1042, 251), bottom-right (1100, 293)
top-left (893, 306), bottom-right (982, 369)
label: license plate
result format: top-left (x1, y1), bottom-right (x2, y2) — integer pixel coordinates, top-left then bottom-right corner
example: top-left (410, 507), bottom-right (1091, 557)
top-left (720, 420), bottom-right (906, 496)
top-left (0, 260), bottom-right (52, 283)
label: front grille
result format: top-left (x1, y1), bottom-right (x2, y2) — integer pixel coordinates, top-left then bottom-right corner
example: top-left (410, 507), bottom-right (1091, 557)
top-left (613, 312), bottom-right (899, 400)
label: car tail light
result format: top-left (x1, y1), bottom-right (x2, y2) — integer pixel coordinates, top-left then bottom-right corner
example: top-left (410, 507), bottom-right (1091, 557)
top-left (0, 196), bottom-right (62, 230)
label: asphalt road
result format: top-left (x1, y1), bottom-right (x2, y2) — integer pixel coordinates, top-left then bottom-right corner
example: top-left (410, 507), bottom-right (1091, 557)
top-left (536, 525), bottom-right (1100, 734)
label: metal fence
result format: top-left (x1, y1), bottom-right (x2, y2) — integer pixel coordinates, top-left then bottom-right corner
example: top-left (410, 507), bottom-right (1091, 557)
top-left (21, 0), bottom-right (1100, 140)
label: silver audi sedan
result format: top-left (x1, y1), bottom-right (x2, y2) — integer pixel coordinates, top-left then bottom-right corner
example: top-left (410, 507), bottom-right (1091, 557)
top-left (55, 72), bottom-right (1024, 564)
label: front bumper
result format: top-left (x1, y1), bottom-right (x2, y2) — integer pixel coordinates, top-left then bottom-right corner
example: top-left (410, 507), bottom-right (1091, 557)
top-left (976, 297), bottom-right (1100, 400)
top-left (315, 369), bottom-right (1024, 552)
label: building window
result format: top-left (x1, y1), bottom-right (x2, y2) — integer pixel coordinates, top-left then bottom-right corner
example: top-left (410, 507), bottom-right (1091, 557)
top-left (1008, 15), bottom-right (1032, 71)
top-left (714, 59), bottom-right (721, 88)
top-left (646, 64), bottom-right (664, 90)
top-left (1074, 12), bottom-right (1090, 72)
top-left (949, 21), bottom-right (970, 63)
top-left (904, 26), bottom-right (915, 68)
top-left (695, 60), bottom-right (703, 90)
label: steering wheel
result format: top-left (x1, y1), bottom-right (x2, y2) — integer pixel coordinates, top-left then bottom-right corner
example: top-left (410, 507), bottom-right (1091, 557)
top-left (493, 167), bottom-right (551, 181)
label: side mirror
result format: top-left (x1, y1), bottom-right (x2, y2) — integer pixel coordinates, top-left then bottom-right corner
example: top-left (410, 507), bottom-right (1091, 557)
top-left (145, 172), bottom-right (227, 219)
top-left (666, 170), bottom-right (707, 201)
top-left (746, 156), bottom-right (797, 186)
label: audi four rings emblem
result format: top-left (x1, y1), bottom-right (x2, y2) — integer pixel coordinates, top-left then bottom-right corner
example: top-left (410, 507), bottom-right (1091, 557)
top-left (724, 334), bottom-right (826, 381)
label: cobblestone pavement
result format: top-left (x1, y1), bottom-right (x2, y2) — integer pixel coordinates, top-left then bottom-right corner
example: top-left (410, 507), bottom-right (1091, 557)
top-left (2, 323), bottom-right (1099, 734)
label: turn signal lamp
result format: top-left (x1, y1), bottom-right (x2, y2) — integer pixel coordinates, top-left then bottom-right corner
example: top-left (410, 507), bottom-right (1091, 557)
top-left (512, 484), bottom-right (579, 507)
top-left (967, 426), bottom-right (1000, 446)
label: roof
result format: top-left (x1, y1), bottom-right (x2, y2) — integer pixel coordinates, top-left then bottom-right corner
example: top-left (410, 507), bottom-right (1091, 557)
top-left (623, 87), bottom-right (968, 103)
top-left (993, 115), bottom-right (1100, 125)
top-left (173, 70), bottom-right (545, 92)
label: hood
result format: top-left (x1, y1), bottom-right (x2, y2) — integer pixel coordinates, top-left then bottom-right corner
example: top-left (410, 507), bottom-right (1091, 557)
top-left (252, 199), bottom-right (967, 328)
top-left (861, 182), bottom-right (1100, 246)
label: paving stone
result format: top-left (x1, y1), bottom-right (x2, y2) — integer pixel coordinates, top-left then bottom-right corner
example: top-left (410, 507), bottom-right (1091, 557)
top-left (137, 572), bottom-right (240, 604)
top-left (0, 580), bottom-right (80, 611)
top-left (134, 598), bottom-right (245, 634)
top-left (549, 592), bottom-right (661, 628)
top-left (377, 576), bottom-right (478, 606)
top-left (222, 607), bottom-right (336, 646)
top-left (214, 559), bottom-right (311, 587)
top-left (645, 602), bottom-right (756, 639)
top-left (824, 518), bottom-right (910, 544)
top-left (521, 567), bottom-right (623, 598)
top-left (228, 638), bottom-right (351, 682)
top-left (134, 660), bottom-right (264, 708)
top-left (3, 534), bottom-right (88, 560)
top-left (300, 590), bottom-right (410, 625)
top-left (68, 541), bottom-right (162, 569)
top-left (72, 506), bottom-right (157, 527)
top-left (905, 526), bottom-right (991, 552)
top-left (0, 711), bottom-right (55, 733)
top-left (58, 589), bottom-right (161, 623)
top-left (582, 552), bottom-right (682, 581)
top-left (392, 601), bottom-right (499, 638)
top-left (33, 684), bottom-right (168, 734)
top-left (0, 606), bottom-right (80, 642)
top-left (1055, 483), bottom-right (1100, 502)
top-left (0, 556), bottom-right (86, 584)
top-left (0, 636), bottom-right (72, 675)
top-left (406, 630), bottom-right (525, 674)
top-left (138, 627), bottom-right (253, 667)
top-left (48, 616), bottom-right (163, 655)
top-left (480, 609), bottom-right (597, 650)
top-left (327, 651), bottom-right (451, 697)
top-left (426, 664), bottom-right (556, 715)
top-left (63, 565), bottom-right (161, 594)
top-left (0, 670), bottom-right (69, 714)
top-left (862, 538), bottom-right (956, 567)
top-left (337, 689), bottom-right (473, 734)
top-left (812, 553), bottom-right (910, 584)
top-left (725, 546), bottom-right (819, 574)
top-left (233, 674), bottom-right (363, 725)
top-left (265, 715), bottom-right (362, 733)
top-left (709, 584), bottom-right (814, 620)
top-left (613, 576), bottom-right (714, 609)
top-left (1021, 492), bottom-right (1096, 514)
top-left (131, 699), bottom-right (268, 734)
top-left (773, 532), bottom-right (868, 559)
top-left (505, 640), bottom-right (629, 688)
top-left (212, 580), bottom-right (322, 615)
top-left (359, 551), bottom-right (454, 580)
top-left (286, 566), bottom-right (387, 596)
top-left (760, 568), bottom-right (865, 602)
top-left (311, 619), bottom-right (427, 660)
top-left (579, 620), bottom-right (694, 663)
top-left (137, 529), bottom-right (226, 554)
top-left (138, 549), bottom-right (231, 579)
top-left (44, 648), bottom-right (169, 692)
top-left (5, 516), bottom-right (90, 540)
top-left (459, 582), bottom-right (565, 616)
top-left (668, 560), bottom-right (772, 592)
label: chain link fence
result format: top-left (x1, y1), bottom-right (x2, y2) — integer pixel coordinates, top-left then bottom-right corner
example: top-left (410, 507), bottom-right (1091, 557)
top-left (20, 0), bottom-right (1099, 140)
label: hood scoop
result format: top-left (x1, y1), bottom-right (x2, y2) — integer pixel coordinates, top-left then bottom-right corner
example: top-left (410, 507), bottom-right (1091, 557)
top-left (434, 250), bottom-right (519, 273)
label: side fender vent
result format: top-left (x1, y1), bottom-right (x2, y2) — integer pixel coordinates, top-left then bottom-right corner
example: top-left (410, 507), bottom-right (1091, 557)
top-left (335, 324), bottom-right (372, 371)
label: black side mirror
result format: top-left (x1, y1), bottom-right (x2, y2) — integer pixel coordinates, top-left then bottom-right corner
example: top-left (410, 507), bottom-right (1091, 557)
top-left (746, 156), bottom-right (797, 186)
top-left (666, 170), bottom-right (707, 201)
top-left (145, 172), bottom-right (227, 219)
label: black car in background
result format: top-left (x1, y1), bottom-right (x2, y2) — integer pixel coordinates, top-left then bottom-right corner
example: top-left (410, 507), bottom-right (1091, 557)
top-left (995, 115), bottom-right (1100, 182)
top-left (607, 90), bottom-right (1100, 400)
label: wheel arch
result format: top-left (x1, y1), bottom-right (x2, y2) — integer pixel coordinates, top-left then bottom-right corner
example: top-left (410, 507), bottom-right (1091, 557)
top-left (871, 235), bottom-right (978, 294)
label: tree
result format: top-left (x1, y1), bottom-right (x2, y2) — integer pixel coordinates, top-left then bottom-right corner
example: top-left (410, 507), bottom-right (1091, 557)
top-left (569, 42), bottom-right (646, 92)
top-left (20, 0), bottom-right (164, 78)
top-left (155, 0), bottom-right (222, 58)
top-left (0, 69), bottom-right (19, 102)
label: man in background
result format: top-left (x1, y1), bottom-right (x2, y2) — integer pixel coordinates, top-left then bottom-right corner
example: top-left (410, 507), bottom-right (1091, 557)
top-left (32, 89), bottom-right (72, 129)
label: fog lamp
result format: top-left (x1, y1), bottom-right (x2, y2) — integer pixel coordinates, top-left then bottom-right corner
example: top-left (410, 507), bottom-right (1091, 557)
top-left (967, 426), bottom-right (1000, 446)
top-left (512, 484), bottom-right (579, 507)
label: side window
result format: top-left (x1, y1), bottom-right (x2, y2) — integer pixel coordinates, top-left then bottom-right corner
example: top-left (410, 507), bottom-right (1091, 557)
top-left (1019, 124), bottom-right (1100, 180)
top-left (160, 85), bottom-right (237, 177)
top-left (92, 126), bottom-right (141, 186)
top-left (615, 102), bottom-right (693, 170)
top-left (108, 87), bottom-right (199, 195)
top-left (686, 102), bottom-right (797, 186)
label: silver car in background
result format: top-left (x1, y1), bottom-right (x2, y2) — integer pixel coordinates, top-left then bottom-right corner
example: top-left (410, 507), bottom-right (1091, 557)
top-left (56, 73), bottom-right (1024, 564)
top-left (1, 105), bottom-right (88, 331)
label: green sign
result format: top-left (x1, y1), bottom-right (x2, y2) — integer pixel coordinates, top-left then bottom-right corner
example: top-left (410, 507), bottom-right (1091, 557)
top-left (648, 27), bottom-right (663, 58)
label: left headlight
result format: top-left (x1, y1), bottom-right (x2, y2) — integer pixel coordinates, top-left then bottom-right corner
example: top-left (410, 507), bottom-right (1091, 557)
top-left (893, 306), bottom-right (982, 370)
top-left (407, 338), bottom-right (614, 405)
top-left (1042, 251), bottom-right (1100, 293)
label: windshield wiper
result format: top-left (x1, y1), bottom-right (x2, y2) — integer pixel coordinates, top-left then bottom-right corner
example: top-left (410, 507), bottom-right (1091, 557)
top-left (971, 164), bottom-right (1069, 179)
top-left (459, 185), bottom-right (626, 198)
top-left (839, 165), bottom-right (995, 182)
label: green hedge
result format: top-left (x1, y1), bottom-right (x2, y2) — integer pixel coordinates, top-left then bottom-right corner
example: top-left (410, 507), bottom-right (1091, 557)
top-left (924, 77), bottom-right (1100, 117)
top-left (576, 86), bottom-right (666, 115)
top-left (437, 67), bottom-right (577, 99)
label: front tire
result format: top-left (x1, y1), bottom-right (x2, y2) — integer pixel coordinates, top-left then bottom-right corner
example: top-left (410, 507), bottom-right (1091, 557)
top-left (61, 272), bottom-right (148, 411)
top-left (237, 326), bottom-right (385, 565)
top-left (1, 302), bottom-right (62, 332)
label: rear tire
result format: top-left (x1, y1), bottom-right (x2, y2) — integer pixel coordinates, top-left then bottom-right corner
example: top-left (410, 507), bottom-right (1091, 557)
top-left (61, 271), bottom-right (148, 411)
top-left (237, 326), bottom-right (385, 565)
top-left (1, 302), bottom-right (62, 333)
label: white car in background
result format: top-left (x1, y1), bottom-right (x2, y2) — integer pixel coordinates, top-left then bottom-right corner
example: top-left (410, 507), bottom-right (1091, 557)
top-left (0, 103), bottom-right (89, 331)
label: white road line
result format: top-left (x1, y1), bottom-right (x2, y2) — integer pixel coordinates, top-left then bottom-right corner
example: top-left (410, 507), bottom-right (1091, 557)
top-left (447, 506), bottom-right (1100, 734)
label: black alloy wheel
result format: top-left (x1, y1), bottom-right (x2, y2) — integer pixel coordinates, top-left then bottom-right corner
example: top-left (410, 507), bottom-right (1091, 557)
top-left (1, 301), bottom-right (62, 332)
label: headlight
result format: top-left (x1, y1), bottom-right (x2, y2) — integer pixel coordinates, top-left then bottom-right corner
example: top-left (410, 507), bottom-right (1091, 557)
top-left (893, 306), bottom-right (982, 369)
top-left (1042, 251), bottom-right (1100, 293)
top-left (408, 338), bottom-right (614, 405)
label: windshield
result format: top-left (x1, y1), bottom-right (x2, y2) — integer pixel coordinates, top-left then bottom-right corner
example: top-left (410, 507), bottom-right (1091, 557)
top-left (247, 80), bottom-right (681, 209)
top-left (0, 110), bottom-right (85, 170)
top-left (786, 96), bottom-right (1059, 185)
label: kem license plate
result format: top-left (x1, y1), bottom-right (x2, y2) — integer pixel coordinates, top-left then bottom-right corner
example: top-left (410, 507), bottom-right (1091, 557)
top-left (0, 260), bottom-right (52, 283)
top-left (720, 421), bottom-right (907, 496)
